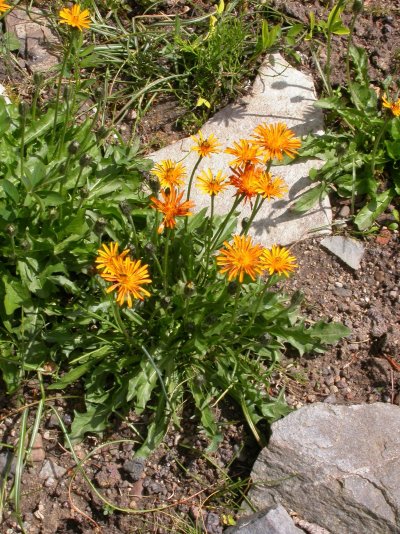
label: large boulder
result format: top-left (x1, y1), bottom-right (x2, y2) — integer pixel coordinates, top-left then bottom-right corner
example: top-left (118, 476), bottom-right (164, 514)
top-left (247, 403), bottom-right (400, 534)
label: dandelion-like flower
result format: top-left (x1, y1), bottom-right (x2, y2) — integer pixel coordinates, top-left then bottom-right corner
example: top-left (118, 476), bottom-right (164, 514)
top-left (102, 256), bottom-right (151, 307)
top-left (216, 234), bottom-right (264, 283)
top-left (0, 0), bottom-right (11, 13)
top-left (191, 131), bottom-right (221, 157)
top-left (95, 242), bottom-right (129, 275)
top-left (225, 139), bottom-right (264, 168)
top-left (229, 164), bottom-right (261, 203)
top-left (59, 4), bottom-right (91, 31)
top-left (151, 187), bottom-right (194, 232)
top-left (382, 96), bottom-right (400, 117)
top-left (251, 123), bottom-right (301, 161)
top-left (196, 169), bottom-right (229, 196)
top-left (260, 245), bottom-right (297, 277)
top-left (150, 160), bottom-right (187, 189)
top-left (255, 172), bottom-right (288, 200)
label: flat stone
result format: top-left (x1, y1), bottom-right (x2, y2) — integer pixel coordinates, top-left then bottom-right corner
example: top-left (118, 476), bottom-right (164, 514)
top-left (225, 505), bottom-right (303, 534)
top-left (5, 8), bottom-right (59, 72)
top-left (30, 433), bottom-right (45, 464)
top-left (39, 459), bottom-right (66, 480)
top-left (0, 84), bottom-right (11, 104)
top-left (150, 53), bottom-right (331, 247)
top-left (321, 236), bottom-right (365, 270)
top-left (247, 403), bottom-right (400, 534)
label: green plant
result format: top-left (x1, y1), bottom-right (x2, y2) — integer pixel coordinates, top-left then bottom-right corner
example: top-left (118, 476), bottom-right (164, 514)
top-left (293, 45), bottom-right (400, 230)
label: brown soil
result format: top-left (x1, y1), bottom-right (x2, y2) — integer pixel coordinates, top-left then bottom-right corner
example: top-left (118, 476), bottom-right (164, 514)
top-left (1, 1), bottom-right (400, 533)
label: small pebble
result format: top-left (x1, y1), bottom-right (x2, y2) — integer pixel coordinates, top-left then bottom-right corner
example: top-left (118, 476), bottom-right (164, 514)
top-left (329, 385), bottom-right (339, 394)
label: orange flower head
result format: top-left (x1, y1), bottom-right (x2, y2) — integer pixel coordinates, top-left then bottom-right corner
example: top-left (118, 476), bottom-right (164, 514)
top-left (251, 122), bottom-right (301, 161)
top-left (216, 234), bottom-right (264, 283)
top-left (225, 139), bottom-right (264, 168)
top-left (191, 131), bottom-right (221, 157)
top-left (102, 256), bottom-right (151, 307)
top-left (0, 0), bottom-right (11, 13)
top-left (59, 4), bottom-right (91, 31)
top-left (229, 164), bottom-right (261, 203)
top-left (150, 160), bottom-right (187, 189)
top-left (151, 187), bottom-right (194, 232)
top-left (260, 245), bottom-right (297, 277)
top-left (255, 171), bottom-right (288, 200)
top-left (382, 96), bottom-right (400, 117)
top-left (196, 169), bottom-right (229, 196)
top-left (96, 242), bottom-right (129, 276)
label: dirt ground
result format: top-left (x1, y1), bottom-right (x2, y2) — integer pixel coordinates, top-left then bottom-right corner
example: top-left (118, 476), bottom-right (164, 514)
top-left (1, 1), bottom-right (400, 533)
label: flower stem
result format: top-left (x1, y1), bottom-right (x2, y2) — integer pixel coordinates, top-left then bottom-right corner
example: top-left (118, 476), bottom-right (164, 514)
top-left (198, 194), bottom-right (215, 284)
top-left (163, 229), bottom-right (172, 291)
top-left (209, 194), bottom-right (244, 252)
top-left (186, 156), bottom-right (202, 202)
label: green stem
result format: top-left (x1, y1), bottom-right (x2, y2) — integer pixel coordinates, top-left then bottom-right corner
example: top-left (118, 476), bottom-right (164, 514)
top-left (371, 117), bottom-right (388, 178)
top-left (231, 284), bottom-right (241, 323)
top-left (127, 213), bottom-right (140, 252)
top-left (345, 13), bottom-right (357, 89)
top-left (163, 229), bottom-right (172, 291)
top-left (19, 108), bottom-right (26, 181)
top-left (241, 195), bottom-right (265, 236)
top-left (112, 300), bottom-right (130, 341)
top-left (325, 0), bottom-right (345, 96)
top-left (52, 38), bottom-right (73, 143)
top-left (186, 156), bottom-right (202, 202)
top-left (199, 194), bottom-right (215, 285)
top-left (209, 194), bottom-right (244, 252)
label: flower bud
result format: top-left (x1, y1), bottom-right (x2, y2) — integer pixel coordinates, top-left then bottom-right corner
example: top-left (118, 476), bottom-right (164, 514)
top-left (33, 72), bottom-right (44, 86)
top-left (6, 224), bottom-right (16, 236)
top-left (96, 126), bottom-right (108, 140)
top-left (20, 239), bottom-right (31, 250)
top-left (80, 186), bottom-right (89, 199)
top-left (144, 242), bottom-right (156, 255)
top-left (68, 141), bottom-right (81, 155)
top-left (79, 154), bottom-right (93, 167)
top-left (184, 281), bottom-right (196, 296)
top-left (147, 175), bottom-right (160, 194)
top-left (94, 217), bottom-right (107, 234)
top-left (352, 0), bottom-right (363, 13)
top-left (227, 281), bottom-right (239, 295)
top-left (241, 217), bottom-right (250, 230)
top-left (119, 200), bottom-right (131, 215)
top-left (18, 102), bottom-right (29, 116)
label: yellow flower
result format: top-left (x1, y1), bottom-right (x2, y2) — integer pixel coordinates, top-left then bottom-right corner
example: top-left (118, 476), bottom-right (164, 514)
top-left (255, 172), bottom-right (288, 200)
top-left (216, 234), bottom-right (264, 283)
top-left (150, 160), bottom-right (187, 189)
top-left (196, 169), bottom-right (229, 196)
top-left (95, 242), bottom-right (129, 276)
top-left (225, 139), bottom-right (264, 168)
top-left (150, 187), bottom-right (194, 232)
top-left (229, 164), bottom-right (261, 203)
top-left (59, 4), bottom-right (91, 31)
top-left (251, 123), bottom-right (301, 161)
top-left (382, 96), bottom-right (400, 117)
top-left (191, 131), bottom-right (221, 157)
top-left (0, 0), bottom-right (11, 13)
top-left (260, 245), bottom-right (297, 277)
top-left (102, 256), bottom-right (151, 307)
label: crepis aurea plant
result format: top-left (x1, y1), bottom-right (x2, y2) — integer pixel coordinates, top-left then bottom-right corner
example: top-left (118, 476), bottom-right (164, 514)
top-left (57, 124), bottom-right (349, 456)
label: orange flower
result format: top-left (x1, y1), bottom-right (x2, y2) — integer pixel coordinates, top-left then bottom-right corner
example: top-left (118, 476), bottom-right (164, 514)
top-left (96, 242), bottom-right (129, 276)
top-left (102, 256), bottom-right (151, 307)
top-left (151, 187), bottom-right (194, 232)
top-left (191, 131), bottom-right (221, 157)
top-left (225, 139), bottom-right (264, 168)
top-left (196, 169), bottom-right (229, 196)
top-left (251, 122), bottom-right (301, 161)
top-left (150, 160), bottom-right (187, 189)
top-left (260, 245), bottom-right (297, 277)
top-left (255, 172), bottom-right (288, 200)
top-left (0, 0), bottom-right (11, 13)
top-left (216, 235), bottom-right (264, 283)
top-left (59, 4), bottom-right (91, 31)
top-left (229, 164), bottom-right (261, 203)
top-left (382, 96), bottom-right (400, 117)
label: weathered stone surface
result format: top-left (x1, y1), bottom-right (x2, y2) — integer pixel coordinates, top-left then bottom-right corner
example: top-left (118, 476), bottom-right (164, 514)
top-left (39, 459), bottom-right (66, 480)
top-left (6, 8), bottom-right (58, 72)
top-left (0, 84), bottom-right (11, 104)
top-left (321, 236), bottom-right (365, 270)
top-left (151, 53), bottom-right (331, 247)
top-left (225, 505), bottom-right (303, 534)
top-left (247, 403), bottom-right (400, 534)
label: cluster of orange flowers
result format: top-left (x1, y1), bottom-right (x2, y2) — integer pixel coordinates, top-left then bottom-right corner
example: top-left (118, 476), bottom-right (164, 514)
top-left (217, 235), bottom-right (297, 283)
top-left (96, 243), bottom-right (151, 308)
top-left (0, 0), bottom-right (10, 13)
top-left (59, 4), bottom-right (91, 31)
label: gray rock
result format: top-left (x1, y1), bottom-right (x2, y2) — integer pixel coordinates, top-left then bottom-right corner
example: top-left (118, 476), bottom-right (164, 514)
top-left (122, 457), bottom-right (145, 482)
top-left (5, 8), bottom-right (59, 73)
top-left (321, 236), bottom-right (365, 270)
top-left (39, 459), bottom-right (66, 480)
top-left (225, 505), bottom-right (303, 534)
top-left (247, 403), bottom-right (400, 534)
top-left (0, 450), bottom-right (16, 480)
top-left (151, 53), bottom-right (331, 248)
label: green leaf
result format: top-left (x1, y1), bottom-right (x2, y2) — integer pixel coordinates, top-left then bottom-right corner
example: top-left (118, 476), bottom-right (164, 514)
top-left (3, 277), bottom-right (31, 315)
top-left (36, 191), bottom-right (65, 206)
top-left (349, 83), bottom-right (377, 111)
top-left (390, 117), bottom-right (400, 140)
top-left (47, 362), bottom-right (92, 390)
top-left (349, 45), bottom-right (369, 84)
top-left (70, 403), bottom-right (110, 443)
top-left (291, 184), bottom-right (326, 213)
top-left (354, 189), bottom-right (394, 230)
top-left (385, 139), bottom-right (400, 160)
top-left (1, 179), bottom-right (19, 204)
top-left (308, 321), bottom-right (351, 344)
top-left (2, 32), bottom-right (21, 52)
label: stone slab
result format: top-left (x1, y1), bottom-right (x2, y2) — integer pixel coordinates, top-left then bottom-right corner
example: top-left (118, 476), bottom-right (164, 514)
top-left (247, 403), bottom-right (400, 534)
top-left (5, 8), bottom-right (59, 73)
top-left (225, 505), bottom-right (303, 534)
top-left (321, 236), bottom-right (365, 270)
top-left (150, 53), bottom-right (331, 247)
